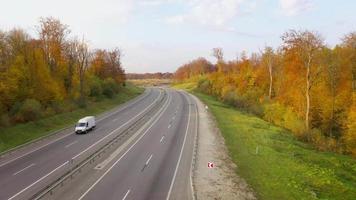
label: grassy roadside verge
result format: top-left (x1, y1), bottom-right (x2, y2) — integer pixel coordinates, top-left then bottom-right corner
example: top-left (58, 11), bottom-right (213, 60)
top-left (174, 83), bottom-right (356, 200)
top-left (0, 84), bottom-right (144, 153)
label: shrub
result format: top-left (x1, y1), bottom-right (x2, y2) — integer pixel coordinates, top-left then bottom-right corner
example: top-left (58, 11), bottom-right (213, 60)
top-left (222, 91), bottom-right (237, 106)
top-left (0, 102), bottom-right (4, 113)
top-left (9, 101), bottom-right (22, 117)
top-left (343, 101), bottom-right (356, 156)
top-left (50, 101), bottom-right (65, 114)
top-left (283, 108), bottom-right (305, 137)
top-left (242, 89), bottom-right (263, 106)
top-left (249, 104), bottom-right (264, 117)
top-left (263, 102), bottom-right (286, 124)
top-left (0, 114), bottom-right (10, 127)
top-left (15, 99), bottom-right (42, 122)
top-left (89, 78), bottom-right (103, 97)
top-left (75, 96), bottom-right (87, 108)
top-left (102, 78), bottom-right (118, 98)
top-left (42, 107), bottom-right (56, 117)
top-left (197, 78), bottom-right (211, 93)
top-left (264, 103), bottom-right (306, 137)
top-left (309, 129), bottom-right (339, 151)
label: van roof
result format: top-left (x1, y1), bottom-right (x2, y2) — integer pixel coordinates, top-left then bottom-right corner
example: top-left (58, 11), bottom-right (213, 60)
top-left (78, 116), bottom-right (95, 122)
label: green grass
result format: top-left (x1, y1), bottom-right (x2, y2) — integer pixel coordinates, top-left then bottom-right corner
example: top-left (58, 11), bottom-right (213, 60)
top-left (171, 81), bottom-right (196, 91)
top-left (173, 83), bottom-right (356, 200)
top-left (0, 84), bottom-right (144, 153)
top-left (195, 92), bottom-right (356, 200)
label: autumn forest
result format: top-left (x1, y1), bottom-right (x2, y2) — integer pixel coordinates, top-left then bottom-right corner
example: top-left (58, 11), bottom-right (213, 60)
top-left (0, 17), bottom-right (126, 126)
top-left (174, 30), bottom-right (356, 156)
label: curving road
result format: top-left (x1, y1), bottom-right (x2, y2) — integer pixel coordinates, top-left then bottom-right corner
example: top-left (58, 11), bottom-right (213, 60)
top-left (0, 88), bottom-right (198, 200)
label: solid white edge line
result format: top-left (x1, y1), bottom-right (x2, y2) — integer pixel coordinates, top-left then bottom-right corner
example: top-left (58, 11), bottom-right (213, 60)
top-left (166, 91), bottom-right (191, 200)
top-left (0, 89), bottom-right (153, 168)
top-left (8, 161), bottom-right (69, 200)
top-left (72, 90), bottom-right (163, 160)
top-left (122, 189), bottom-right (130, 200)
top-left (13, 163), bottom-right (35, 176)
top-left (78, 91), bottom-right (172, 200)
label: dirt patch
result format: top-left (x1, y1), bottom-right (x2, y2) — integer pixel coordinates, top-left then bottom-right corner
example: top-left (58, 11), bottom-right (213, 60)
top-left (192, 95), bottom-right (256, 200)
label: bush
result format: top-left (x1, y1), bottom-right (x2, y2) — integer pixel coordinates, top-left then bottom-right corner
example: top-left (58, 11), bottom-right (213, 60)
top-left (310, 129), bottom-right (338, 151)
top-left (102, 78), bottom-right (118, 98)
top-left (50, 101), bottom-right (65, 114)
top-left (242, 89), bottom-right (263, 106)
top-left (89, 78), bottom-right (103, 97)
top-left (0, 102), bottom-right (4, 113)
top-left (234, 94), bottom-right (248, 110)
top-left (0, 114), bottom-right (10, 127)
top-left (263, 103), bottom-right (286, 124)
top-left (283, 108), bottom-right (305, 137)
top-left (249, 104), bottom-right (264, 117)
top-left (15, 99), bottom-right (42, 122)
top-left (343, 102), bottom-right (356, 156)
top-left (42, 107), bottom-right (56, 117)
top-left (197, 78), bottom-right (211, 93)
top-left (222, 91), bottom-right (237, 105)
top-left (9, 101), bottom-right (22, 117)
top-left (263, 103), bottom-right (305, 137)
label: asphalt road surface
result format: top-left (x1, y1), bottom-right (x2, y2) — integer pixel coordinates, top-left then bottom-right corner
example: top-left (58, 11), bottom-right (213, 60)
top-left (0, 88), bottom-right (198, 200)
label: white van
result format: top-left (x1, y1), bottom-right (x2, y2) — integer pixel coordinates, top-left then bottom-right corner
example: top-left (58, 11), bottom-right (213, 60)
top-left (75, 116), bottom-right (96, 134)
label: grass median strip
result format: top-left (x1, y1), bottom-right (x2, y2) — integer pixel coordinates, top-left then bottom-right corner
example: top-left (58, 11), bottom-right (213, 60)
top-left (187, 89), bottom-right (355, 200)
top-left (0, 84), bottom-right (144, 153)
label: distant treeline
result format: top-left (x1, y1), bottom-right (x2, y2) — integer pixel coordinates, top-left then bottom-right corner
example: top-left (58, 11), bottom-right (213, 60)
top-left (174, 30), bottom-right (356, 156)
top-left (0, 17), bottom-right (125, 126)
top-left (127, 72), bottom-right (173, 79)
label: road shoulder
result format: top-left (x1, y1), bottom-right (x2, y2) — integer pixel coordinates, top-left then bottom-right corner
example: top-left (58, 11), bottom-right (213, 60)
top-left (192, 95), bottom-right (256, 200)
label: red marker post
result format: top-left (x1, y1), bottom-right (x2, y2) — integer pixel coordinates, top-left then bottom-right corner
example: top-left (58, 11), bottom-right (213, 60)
top-left (208, 162), bottom-right (214, 168)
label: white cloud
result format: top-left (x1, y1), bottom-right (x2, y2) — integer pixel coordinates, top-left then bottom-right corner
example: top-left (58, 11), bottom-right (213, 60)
top-left (165, 0), bottom-right (250, 27)
top-left (138, 0), bottom-right (176, 6)
top-left (165, 15), bottom-right (185, 24)
top-left (0, 0), bottom-right (135, 33)
top-left (279, 0), bottom-right (313, 16)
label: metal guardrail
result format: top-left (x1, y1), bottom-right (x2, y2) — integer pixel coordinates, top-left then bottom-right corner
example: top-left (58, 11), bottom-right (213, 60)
top-left (30, 90), bottom-right (167, 200)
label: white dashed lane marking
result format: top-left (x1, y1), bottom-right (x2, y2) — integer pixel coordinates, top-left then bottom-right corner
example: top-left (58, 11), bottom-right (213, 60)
top-left (145, 154), bottom-right (153, 166)
top-left (65, 140), bottom-right (78, 148)
top-left (122, 189), bottom-right (130, 200)
top-left (13, 163), bottom-right (35, 176)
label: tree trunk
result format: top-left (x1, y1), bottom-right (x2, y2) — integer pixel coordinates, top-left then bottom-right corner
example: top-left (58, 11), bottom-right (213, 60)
top-left (66, 60), bottom-right (74, 96)
top-left (306, 76), bottom-right (310, 131)
top-left (79, 69), bottom-right (84, 103)
top-left (305, 56), bottom-right (312, 136)
top-left (330, 83), bottom-right (335, 138)
top-left (79, 58), bottom-right (86, 105)
top-left (268, 62), bottom-right (273, 99)
top-left (352, 73), bottom-right (355, 92)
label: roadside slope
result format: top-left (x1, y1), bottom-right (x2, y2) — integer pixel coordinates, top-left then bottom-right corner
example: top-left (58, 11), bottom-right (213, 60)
top-left (0, 84), bottom-right (144, 153)
top-left (192, 91), bottom-right (356, 200)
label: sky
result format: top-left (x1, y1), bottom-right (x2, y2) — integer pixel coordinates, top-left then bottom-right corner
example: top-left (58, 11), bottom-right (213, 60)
top-left (0, 0), bottom-right (355, 73)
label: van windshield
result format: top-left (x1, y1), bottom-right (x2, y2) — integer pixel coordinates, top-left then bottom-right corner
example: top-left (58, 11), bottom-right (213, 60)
top-left (77, 123), bottom-right (86, 127)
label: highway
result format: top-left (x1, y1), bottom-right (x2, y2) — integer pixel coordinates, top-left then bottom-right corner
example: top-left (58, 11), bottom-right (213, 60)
top-left (0, 88), bottom-right (198, 200)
